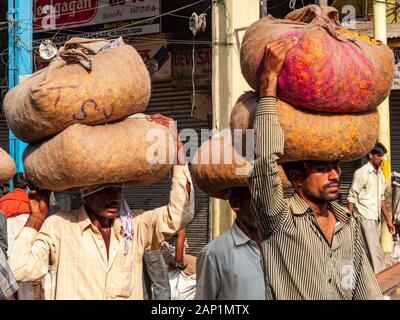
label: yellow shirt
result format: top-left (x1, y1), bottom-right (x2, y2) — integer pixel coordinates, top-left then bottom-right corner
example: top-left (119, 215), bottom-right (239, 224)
top-left (9, 165), bottom-right (194, 300)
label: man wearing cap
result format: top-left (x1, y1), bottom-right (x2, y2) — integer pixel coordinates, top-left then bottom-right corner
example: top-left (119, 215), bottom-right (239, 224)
top-left (8, 114), bottom-right (194, 300)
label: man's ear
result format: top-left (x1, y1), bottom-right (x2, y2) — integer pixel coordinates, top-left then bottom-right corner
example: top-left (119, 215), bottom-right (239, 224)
top-left (368, 152), bottom-right (373, 160)
top-left (289, 169), bottom-right (304, 187)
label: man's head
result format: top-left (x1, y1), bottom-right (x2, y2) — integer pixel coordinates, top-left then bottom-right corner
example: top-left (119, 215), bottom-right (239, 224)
top-left (368, 142), bottom-right (387, 169)
top-left (282, 160), bottom-right (341, 204)
top-left (13, 172), bottom-right (28, 190)
top-left (228, 187), bottom-right (256, 228)
top-left (82, 186), bottom-right (122, 220)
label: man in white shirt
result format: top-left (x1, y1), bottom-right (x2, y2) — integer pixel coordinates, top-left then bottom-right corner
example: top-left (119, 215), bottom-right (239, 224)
top-left (348, 142), bottom-right (395, 273)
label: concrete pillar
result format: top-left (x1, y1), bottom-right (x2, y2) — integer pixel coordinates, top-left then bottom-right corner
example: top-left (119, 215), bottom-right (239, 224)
top-left (373, 1), bottom-right (394, 255)
top-left (211, 0), bottom-right (259, 239)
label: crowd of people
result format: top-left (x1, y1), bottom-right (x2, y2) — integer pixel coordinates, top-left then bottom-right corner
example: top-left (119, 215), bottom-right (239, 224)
top-left (0, 38), bottom-right (395, 300)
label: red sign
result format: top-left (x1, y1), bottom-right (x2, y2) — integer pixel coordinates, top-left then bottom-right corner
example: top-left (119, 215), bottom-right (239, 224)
top-left (33, 0), bottom-right (98, 30)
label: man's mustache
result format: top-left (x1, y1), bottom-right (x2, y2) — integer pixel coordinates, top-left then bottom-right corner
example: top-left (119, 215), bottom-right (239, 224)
top-left (323, 181), bottom-right (340, 190)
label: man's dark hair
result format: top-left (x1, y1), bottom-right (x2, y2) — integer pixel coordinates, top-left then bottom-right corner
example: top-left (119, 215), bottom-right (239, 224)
top-left (13, 172), bottom-right (28, 189)
top-left (370, 142), bottom-right (387, 156)
top-left (281, 161), bottom-right (305, 182)
top-left (228, 187), bottom-right (250, 202)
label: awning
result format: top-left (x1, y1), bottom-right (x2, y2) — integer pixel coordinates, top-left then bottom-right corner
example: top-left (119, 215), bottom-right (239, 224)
top-left (348, 21), bottom-right (400, 39)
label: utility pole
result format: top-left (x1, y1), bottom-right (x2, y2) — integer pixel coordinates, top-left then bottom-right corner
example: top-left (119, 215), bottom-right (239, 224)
top-left (317, 0), bottom-right (329, 6)
top-left (373, 1), bottom-right (393, 255)
top-left (8, 0), bottom-right (31, 173)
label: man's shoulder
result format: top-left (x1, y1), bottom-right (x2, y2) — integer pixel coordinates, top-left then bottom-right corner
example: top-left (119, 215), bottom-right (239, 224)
top-left (44, 209), bottom-right (81, 226)
top-left (355, 162), bottom-right (369, 175)
top-left (200, 227), bottom-right (234, 255)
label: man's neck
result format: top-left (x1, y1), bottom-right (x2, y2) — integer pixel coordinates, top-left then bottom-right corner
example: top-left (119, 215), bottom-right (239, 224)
top-left (85, 204), bottom-right (113, 229)
top-left (297, 191), bottom-right (330, 217)
top-left (369, 160), bottom-right (379, 171)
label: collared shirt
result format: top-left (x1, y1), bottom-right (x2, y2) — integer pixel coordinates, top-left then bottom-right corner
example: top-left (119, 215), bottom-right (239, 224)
top-left (0, 247), bottom-right (18, 300)
top-left (348, 161), bottom-right (386, 221)
top-left (9, 165), bottom-right (194, 300)
top-left (248, 97), bottom-right (382, 300)
top-left (195, 221), bottom-right (265, 300)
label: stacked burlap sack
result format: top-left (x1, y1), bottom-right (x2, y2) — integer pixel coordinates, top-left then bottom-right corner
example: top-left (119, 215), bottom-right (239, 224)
top-left (0, 148), bottom-right (15, 183)
top-left (193, 5), bottom-right (394, 200)
top-left (4, 37), bottom-right (173, 191)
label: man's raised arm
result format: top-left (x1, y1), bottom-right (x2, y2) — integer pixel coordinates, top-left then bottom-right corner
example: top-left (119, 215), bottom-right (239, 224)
top-left (248, 38), bottom-right (298, 238)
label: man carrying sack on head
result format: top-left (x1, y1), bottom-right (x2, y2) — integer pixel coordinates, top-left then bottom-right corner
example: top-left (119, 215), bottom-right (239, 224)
top-left (249, 37), bottom-right (382, 300)
top-left (8, 114), bottom-right (194, 300)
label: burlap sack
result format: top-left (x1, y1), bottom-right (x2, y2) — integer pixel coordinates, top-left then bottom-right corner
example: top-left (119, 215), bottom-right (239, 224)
top-left (240, 5), bottom-right (394, 113)
top-left (0, 148), bottom-right (15, 183)
top-left (4, 37), bottom-right (151, 142)
top-left (192, 135), bottom-right (291, 200)
top-left (23, 115), bottom-right (173, 191)
top-left (230, 92), bottom-right (378, 162)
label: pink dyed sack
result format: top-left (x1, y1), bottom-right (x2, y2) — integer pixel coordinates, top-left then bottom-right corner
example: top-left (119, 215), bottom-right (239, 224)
top-left (240, 5), bottom-right (394, 113)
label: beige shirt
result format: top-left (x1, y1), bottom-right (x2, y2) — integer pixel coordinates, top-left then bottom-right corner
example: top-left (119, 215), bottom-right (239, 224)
top-left (9, 165), bottom-right (194, 300)
top-left (348, 161), bottom-right (386, 221)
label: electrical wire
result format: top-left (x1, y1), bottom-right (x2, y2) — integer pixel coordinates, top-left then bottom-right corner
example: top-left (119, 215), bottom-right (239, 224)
top-left (105, 0), bottom-right (209, 33)
top-left (31, 0), bottom-right (210, 47)
top-left (4, 1), bottom-right (216, 90)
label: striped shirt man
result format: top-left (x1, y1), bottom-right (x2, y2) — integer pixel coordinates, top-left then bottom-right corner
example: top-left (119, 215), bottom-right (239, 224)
top-left (248, 97), bottom-right (382, 300)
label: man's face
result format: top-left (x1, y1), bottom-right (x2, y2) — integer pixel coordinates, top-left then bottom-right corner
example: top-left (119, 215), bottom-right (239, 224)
top-left (301, 161), bottom-right (341, 203)
top-left (369, 152), bottom-right (385, 168)
top-left (228, 188), bottom-right (256, 228)
top-left (84, 187), bottom-right (122, 220)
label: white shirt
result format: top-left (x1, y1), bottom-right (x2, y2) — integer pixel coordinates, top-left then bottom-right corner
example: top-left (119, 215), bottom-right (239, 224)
top-left (348, 161), bottom-right (386, 221)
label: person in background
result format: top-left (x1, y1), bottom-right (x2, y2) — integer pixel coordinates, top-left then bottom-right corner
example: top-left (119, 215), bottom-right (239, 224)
top-left (0, 248), bottom-right (18, 300)
top-left (47, 191), bottom-right (72, 216)
top-left (0, 173), bottom-right (34, 300)
top-left (348, 142), bottom-right (395, 273)
top-left (0, 208), bottom-right (18, 300)
top-left (0, 211), bottom-right (7, 257)
top-left (143, 228), bottom-right (188, 300)
top-left (195, 187), bottom-right (265, 300)
top-left (166, 228), bottom-right (196, 300)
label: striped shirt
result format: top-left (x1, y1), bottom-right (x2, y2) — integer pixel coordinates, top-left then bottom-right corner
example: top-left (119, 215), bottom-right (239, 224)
top-left (248, 97), bottom-right (383, 300)
top-left (0, 247), bottom-right (18, 300)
